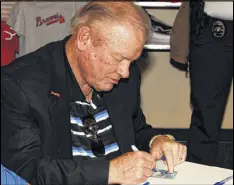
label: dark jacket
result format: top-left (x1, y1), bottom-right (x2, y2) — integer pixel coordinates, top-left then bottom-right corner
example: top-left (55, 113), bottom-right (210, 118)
top-left (1, 37), bottom-right (156, 185)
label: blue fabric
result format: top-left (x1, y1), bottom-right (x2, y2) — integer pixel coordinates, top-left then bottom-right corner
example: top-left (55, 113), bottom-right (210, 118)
top-left (1, 164), bottom-right (28, 185)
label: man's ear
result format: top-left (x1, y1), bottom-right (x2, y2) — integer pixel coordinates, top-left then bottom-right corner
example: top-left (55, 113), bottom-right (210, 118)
top-left (76, 26), bottom-right (92, 51)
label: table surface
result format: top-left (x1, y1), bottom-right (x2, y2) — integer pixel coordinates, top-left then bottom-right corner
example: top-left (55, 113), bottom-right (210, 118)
top-left (146, 161), bottom-right (233, 185)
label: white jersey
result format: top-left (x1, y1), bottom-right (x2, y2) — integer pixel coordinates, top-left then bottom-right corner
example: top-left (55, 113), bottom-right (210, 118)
top-left (204, 2), bottom-right (233, 20)
top-left (7, 2), bottom-right (87, 56)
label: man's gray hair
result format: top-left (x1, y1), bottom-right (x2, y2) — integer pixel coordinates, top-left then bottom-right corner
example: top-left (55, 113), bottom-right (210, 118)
top-left (70, 2), bottom-right (150, 45)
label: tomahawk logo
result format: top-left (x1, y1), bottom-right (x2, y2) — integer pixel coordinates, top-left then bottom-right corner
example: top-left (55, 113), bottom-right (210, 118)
top-left (36, 13), bottom-right (65, 27)
top-left (4, 29), bottom-right (17, 40)
top-left (1, 20), bottom-right (19, 66)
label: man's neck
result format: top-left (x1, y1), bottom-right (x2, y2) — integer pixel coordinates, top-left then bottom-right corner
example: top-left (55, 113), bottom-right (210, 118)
top-left (65, 36), bottom-right (93, 101)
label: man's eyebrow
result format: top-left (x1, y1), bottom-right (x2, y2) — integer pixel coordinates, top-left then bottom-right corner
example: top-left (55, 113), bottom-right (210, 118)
top-left (122, 54), bottom-right (137, 61)
top-left (124, 56), bottom-right (132, 61)
top-left (112, 52), bottom-right (138, 61)
top-left (124, 55), bottom-right (141, 62)
top-left (112, 53), bottom-right (129, 60)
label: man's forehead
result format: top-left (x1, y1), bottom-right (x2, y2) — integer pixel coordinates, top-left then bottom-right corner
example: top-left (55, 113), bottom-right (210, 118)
top-left (106, 24), bottom-right (144, 44)
top-left (92, 21), bottom-right (144, 59)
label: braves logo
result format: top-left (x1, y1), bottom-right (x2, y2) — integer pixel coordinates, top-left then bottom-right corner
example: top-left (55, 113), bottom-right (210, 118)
top-left (36, 13), bottom-right (65, 27)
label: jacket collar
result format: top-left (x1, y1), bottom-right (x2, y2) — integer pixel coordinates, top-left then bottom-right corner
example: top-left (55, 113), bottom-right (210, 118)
top-left (48, 36), bottom-right (72, 158)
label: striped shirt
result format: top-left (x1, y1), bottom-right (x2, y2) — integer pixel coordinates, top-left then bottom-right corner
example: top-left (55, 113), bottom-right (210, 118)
top-left (70, 99), bottom-right (121, 159)
top-left (65, 49), bottom-right (121, 160)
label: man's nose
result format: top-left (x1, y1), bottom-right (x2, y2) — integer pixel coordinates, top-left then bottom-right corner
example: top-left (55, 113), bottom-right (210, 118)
top-left (117, 60), bottom-right (130, 79)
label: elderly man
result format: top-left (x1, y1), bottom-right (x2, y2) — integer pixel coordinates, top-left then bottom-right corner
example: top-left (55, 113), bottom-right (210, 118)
top-left (1, 2), bottom-right (186, 185)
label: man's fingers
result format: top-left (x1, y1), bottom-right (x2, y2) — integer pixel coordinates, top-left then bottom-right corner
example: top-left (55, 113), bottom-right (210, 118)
top-left (142, 159), bottom-right (155, 170)
top-left (176, 144), bottom-right (184, 165)
top-left (143, 167), bottom-right (153, 177)
top-left (173, 143), bottom-right (179, 166)
top-left (162, 146), bottom-right (175, 173)
top-left (182, 145), bottom-right (187, 162)
top-left (134, 151), bottom-right (155, 170)
top-left (165, 156), bottom-right (174, 174)
top-left (175, 144), bottom-right (187, 165)
top-left (138, 151), bottom-right (155, 163)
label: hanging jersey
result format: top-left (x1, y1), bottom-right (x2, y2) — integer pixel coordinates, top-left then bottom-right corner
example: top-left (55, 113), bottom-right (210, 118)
top-left (7, 2), bottom-right (86, 56)
top-left (1, 20), bottom-right (19, 66)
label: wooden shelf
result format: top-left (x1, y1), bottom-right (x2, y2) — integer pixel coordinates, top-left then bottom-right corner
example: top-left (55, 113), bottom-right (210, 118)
top-left (136, 2), bottom-right (175, 51)
top-left (134, 1), bottom-right (181, 8)
top-left (144, 44), bottom-right (170, 50)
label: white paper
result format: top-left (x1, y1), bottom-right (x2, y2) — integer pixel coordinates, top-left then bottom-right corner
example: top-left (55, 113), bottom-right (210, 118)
top-left (148, 161), bottom-right (233, 184)
top-left (123, 161), bottom-right (233, 185)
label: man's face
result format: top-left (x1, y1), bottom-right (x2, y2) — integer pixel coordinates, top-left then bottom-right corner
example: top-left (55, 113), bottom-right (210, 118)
top-left (79, 23), bottom-right (145, 92)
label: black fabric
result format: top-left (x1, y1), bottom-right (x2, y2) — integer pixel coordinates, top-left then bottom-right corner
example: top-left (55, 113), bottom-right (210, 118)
top-left (187, 14), bottom-right (233, 166)
top-left (65, 51), bottom-right (85, 102)
top-left (189, 0), bottom-right (205, 41)
top-left (170, 58), bottom-right (189, 72)
top-left (1, 36), bottom-right (156, 185)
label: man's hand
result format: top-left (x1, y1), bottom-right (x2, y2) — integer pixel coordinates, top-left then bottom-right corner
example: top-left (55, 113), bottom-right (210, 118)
top-left (108, 151), bottom-right (155, 184)
top-left (150, 135), bottom-right (187, 173)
